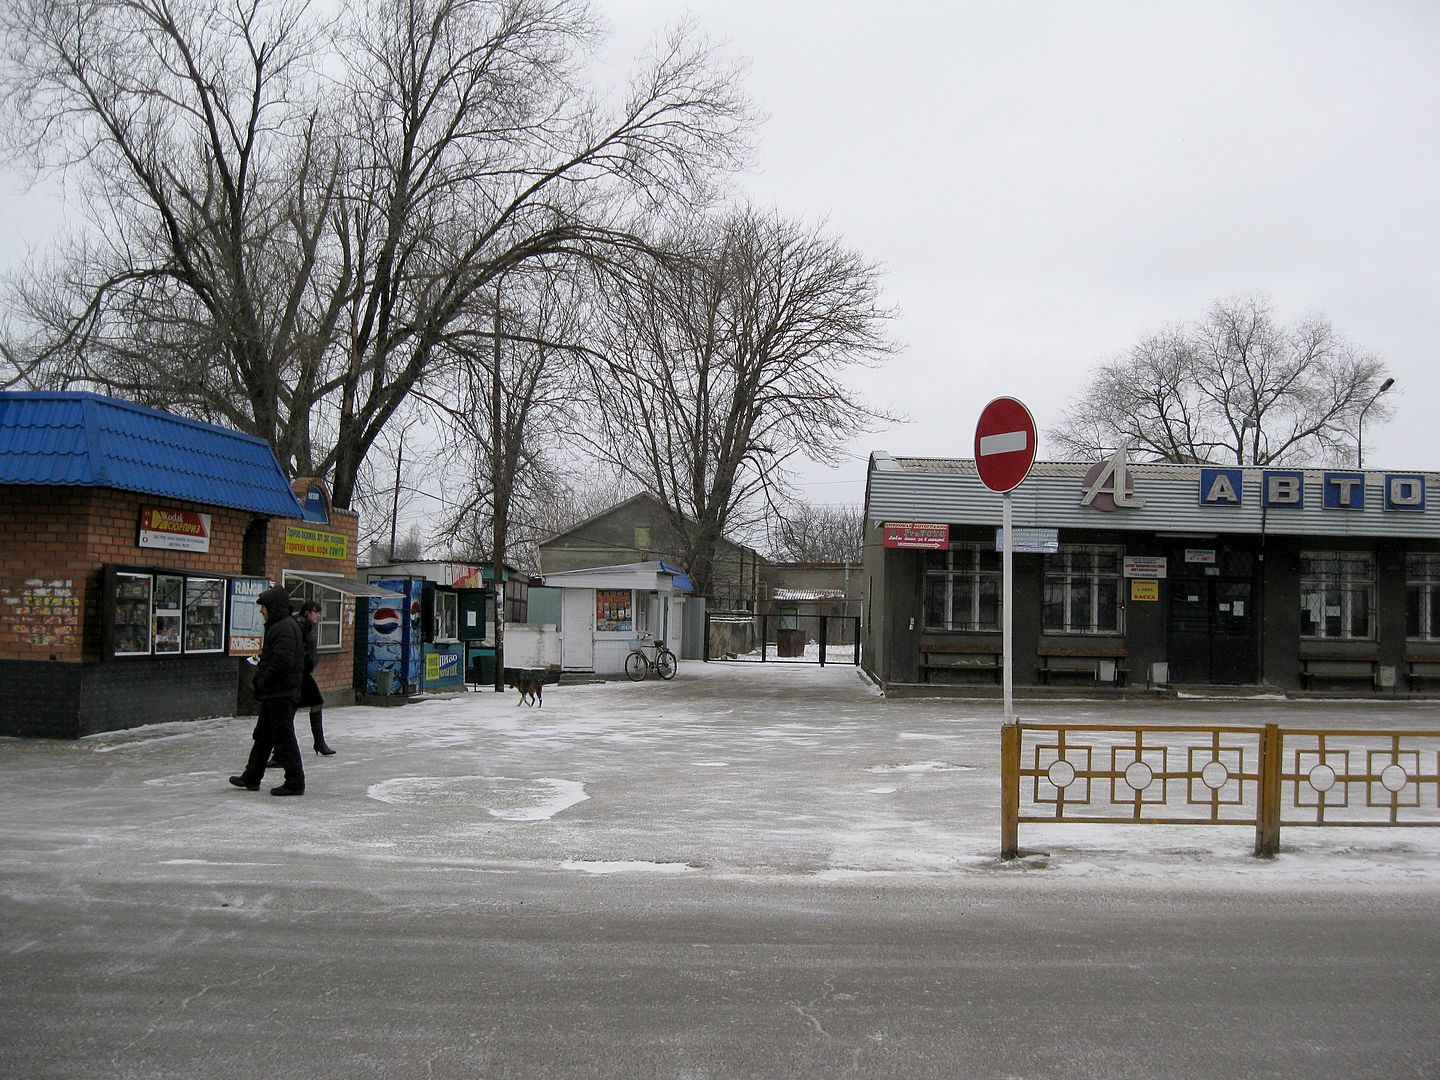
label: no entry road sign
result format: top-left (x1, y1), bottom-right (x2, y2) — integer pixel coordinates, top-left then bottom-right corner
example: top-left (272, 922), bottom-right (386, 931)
top-left (974, 397), bottom-right (1037, 493)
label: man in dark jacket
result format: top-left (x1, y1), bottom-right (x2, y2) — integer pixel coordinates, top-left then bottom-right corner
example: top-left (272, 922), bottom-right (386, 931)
top-left (229, 586), bottom-right (307, 796)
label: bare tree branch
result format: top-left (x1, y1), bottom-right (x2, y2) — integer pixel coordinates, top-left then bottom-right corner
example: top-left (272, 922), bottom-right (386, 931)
top-left (1049, 294), bottom-right (1393, 466)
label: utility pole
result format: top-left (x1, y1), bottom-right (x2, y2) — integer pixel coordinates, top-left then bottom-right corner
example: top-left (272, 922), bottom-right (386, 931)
top-left (491, 283), bottom-right (506, 694)
top-left (389, 432), bottom-right (405, 559)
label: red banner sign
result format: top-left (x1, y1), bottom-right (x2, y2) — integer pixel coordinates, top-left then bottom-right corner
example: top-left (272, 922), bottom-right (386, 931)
top-left (883, 522), bottom-right (950, 550)
top-left (138, 506), bottom-right (212, 553)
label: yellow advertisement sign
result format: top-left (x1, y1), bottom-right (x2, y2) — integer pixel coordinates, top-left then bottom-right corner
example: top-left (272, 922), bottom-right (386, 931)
top-left (1131, 579), bottom-right (1160, 602)
top-left (284, 525), bottom-right (349, 560)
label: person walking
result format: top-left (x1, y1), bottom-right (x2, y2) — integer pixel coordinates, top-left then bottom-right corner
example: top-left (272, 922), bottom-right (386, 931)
top-left (229, 586), bottom-right (306, 796)
top-left (297, 599), bottom-right (335, 756)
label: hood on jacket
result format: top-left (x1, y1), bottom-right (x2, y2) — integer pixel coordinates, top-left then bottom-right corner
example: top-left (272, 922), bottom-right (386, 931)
top-left (257, 586), bottom-right (294, 620)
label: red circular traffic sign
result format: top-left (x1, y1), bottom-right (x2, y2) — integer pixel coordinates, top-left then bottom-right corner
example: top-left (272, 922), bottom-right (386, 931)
top-left (973, 396), bottom-right (1037, 493)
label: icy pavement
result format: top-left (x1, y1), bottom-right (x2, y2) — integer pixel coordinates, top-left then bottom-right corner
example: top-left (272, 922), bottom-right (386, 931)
top-left (2, 659), bottom-right (1439, 889)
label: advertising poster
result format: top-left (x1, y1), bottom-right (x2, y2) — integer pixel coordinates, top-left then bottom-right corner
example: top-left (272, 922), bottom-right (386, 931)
top-left (227, 577), bottom-right (270, 654)
top-left (283, 525), bottom-right (349, 560)
top-left (882, 522), bottom-right (949, 550)
top-left (138, 506), bottom-right (212, 553)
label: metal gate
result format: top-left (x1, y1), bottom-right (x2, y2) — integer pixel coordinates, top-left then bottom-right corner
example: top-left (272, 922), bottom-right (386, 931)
top-left (703, 612), bottom-right (860, 665)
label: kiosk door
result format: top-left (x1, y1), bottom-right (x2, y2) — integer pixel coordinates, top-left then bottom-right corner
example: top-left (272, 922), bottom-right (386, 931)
top-left (1167, 550), bottom-right (1257, 685)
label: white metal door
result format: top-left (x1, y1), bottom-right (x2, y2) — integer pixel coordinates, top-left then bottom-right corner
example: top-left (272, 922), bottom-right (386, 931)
top-left (561, 589), bottom-right (595, 671)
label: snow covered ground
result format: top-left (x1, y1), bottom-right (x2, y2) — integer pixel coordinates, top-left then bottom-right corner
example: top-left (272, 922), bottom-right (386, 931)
top-left (5, 658), bottom-right (1438, 890)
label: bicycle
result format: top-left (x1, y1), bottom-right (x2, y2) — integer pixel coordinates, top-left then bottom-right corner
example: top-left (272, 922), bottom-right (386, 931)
top-left (625, 637), bottom-right (677, 681)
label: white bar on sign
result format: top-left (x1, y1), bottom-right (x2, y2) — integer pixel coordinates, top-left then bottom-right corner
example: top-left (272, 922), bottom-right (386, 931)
top-left (979, 430), bottom-right (1028, 456)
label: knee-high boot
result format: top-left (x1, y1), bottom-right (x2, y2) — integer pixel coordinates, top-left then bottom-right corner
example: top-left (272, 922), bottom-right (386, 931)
top-left (311, 711), bottom-right (335, 756)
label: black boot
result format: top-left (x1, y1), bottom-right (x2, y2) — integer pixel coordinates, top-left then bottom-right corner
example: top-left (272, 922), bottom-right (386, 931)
top-left (311, 711), bottom-right (335, 756)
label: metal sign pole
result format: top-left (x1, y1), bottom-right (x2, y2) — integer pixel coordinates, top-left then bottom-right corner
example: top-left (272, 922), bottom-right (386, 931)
top-left (1002, 489), bottom-right (1014, 724)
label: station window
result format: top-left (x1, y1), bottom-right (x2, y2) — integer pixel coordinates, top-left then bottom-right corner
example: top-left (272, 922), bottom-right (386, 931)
top-left (1043, 545), bottom-right (1123, 635)
top-left (1405, 553), bottom-right (1440, 640)
top-left (923, 544), bottom-right (1001, 632)
top-left (1300, 550), bottom-right (1374, 640)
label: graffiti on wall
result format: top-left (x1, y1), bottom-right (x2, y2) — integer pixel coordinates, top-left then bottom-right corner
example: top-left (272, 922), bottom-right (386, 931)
top-left (1, 579), bottom-right (81, 648)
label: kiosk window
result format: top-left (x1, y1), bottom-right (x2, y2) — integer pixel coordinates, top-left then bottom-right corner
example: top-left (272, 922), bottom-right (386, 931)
top-left (153, 575), bottom-right (183, 654)
top-left (183, 577), bottom-right (226, 652)
top-left (107, 568), bottom-right (229, 656)
top-left (1300, 551), bottom-right (1374, 640)
top-left (284, 576), bottom-right (342, 648)
top-left (434, 590), bottom-right (458, 641)
top-left (596, 590), bottom-right (632, 632)
top-left (113, 573), bottom-right (154, 656)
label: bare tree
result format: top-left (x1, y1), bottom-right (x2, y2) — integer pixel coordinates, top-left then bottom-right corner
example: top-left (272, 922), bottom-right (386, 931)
top-left (0, 0), bottom-right (751, 506)
top-left (575, 207), bottom-right (895, 596)
top-left (1049, 294), bottom-right (1394, 466)
top-left (768, 501), bottom-right (864, 563)
top-left (413, 265), bottom-right (588, 684)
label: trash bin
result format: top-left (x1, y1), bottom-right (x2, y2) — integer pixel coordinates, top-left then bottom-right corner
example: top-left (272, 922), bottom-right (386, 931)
top-left (375, 669), bottom-right (393, 696)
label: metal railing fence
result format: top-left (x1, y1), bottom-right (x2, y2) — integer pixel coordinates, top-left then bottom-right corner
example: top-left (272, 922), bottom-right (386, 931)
top-left (1000, 722), bottom-right (1440, 859)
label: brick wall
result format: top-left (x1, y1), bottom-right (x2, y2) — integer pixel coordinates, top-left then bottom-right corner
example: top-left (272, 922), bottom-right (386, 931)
top-left (0, 486), bottom-right (253, 665)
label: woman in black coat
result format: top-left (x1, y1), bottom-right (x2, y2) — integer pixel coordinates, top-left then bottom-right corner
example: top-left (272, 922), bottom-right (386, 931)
top-left (230, 586), bottom-right (306, 796)
top-left (296, 600), bottom-right (335, 755)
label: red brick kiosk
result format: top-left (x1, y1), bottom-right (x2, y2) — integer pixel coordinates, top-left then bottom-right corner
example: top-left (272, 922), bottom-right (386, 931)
top-left (0, 392), bottom-right (376, 737)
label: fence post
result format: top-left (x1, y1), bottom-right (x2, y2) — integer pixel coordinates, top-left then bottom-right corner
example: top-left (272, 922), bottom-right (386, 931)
top-left (1001, 723), bottom-right (1020, 860)
top-left (818, 615), bottom-right (828, 667)
top-left (1254, 723), bottom-right (1282, 858)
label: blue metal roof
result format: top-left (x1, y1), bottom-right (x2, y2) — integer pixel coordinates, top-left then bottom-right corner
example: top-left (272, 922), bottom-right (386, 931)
top-left (0, 392), bottom-right (303, 517)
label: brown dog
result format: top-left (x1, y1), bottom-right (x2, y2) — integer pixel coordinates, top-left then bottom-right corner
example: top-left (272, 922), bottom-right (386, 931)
top-left (512, 672), bottom-right (543, 708)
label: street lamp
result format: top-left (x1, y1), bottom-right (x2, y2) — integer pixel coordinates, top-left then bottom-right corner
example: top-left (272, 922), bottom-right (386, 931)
top-left (1240, 413), bottom-right (1258, 464)
top-left (1357, 377), bottom-right (1395, 468)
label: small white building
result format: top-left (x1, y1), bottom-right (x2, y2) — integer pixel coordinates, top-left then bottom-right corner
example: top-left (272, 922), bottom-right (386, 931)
top-left (540, 561), bottom-right (690, 675)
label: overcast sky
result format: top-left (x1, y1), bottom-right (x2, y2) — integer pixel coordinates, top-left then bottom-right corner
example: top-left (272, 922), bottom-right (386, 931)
top-left (2, 1), bottom-right (1436, 520)
top-left (600, 0), bottom-right (1440, 506)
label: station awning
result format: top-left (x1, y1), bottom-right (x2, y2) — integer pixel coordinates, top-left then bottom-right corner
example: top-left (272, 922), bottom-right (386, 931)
top-left (285, 571), bottom-right (401, 598)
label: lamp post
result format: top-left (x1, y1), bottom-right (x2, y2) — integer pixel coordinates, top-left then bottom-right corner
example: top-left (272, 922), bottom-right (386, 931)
top-left (1357, 377), bottom-right (1395, 468)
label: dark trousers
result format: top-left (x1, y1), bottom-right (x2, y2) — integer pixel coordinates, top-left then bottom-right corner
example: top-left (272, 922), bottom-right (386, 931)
top-left (242, 696), bottom-right (305, 790)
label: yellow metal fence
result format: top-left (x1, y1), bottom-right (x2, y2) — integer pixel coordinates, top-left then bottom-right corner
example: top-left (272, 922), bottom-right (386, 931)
top-left (1000, 722), bottom-right (1440, 858)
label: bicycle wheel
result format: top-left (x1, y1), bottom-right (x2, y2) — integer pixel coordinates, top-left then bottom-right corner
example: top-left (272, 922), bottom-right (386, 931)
top-left (624, 650), bottom-right (649, 681)
top-left (655, 648), bottom-right (677, 680)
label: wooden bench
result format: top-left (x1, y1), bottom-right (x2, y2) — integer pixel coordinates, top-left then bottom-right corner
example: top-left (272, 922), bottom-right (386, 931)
top-left (1036, 645), bottom-right (1128, 686)
top-left (919, 642), bottom-right (1003, 684)
top-left (1298, 651), bottom-right (1379, 690)
top-left (1404, 653), bottom-right (1440, 690)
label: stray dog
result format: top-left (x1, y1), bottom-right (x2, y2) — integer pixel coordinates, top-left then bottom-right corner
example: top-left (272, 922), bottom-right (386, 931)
top-left (511, 672), bottom-right (544, 708)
